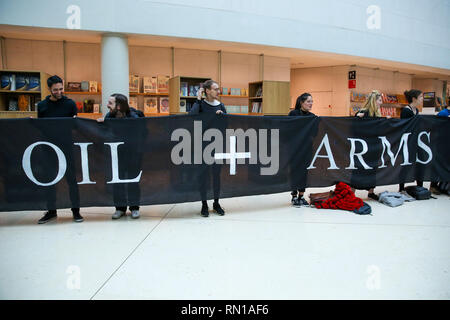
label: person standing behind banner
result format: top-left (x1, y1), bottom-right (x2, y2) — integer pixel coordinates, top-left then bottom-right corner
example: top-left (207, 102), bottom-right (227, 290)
top-left (399, 89), bottom-right (424, 192)
top-left (189, 80), bottom-right (227, 217)
top-left (36, 75), bottom-right (83, 224)
top-left (97, 93), bottom-right (142, 219)
top-left (288, 93), bottom-right (316, 207)
top-left (352, 90), bottom-right (383, 200)
top-left (429, 105), bottom-right (450, 194)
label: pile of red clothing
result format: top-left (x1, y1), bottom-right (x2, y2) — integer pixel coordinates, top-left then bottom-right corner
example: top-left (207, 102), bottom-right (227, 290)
top-left (315, 182), bottom-right (364, 211)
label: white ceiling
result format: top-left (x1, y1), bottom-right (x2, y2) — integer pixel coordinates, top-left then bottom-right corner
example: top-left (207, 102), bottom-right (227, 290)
top-left (1, 24), bottom-right (449, 81)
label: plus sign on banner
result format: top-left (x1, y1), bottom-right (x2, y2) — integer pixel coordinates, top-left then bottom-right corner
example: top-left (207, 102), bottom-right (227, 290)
top-left (214, 136), bottom-right (251, 175)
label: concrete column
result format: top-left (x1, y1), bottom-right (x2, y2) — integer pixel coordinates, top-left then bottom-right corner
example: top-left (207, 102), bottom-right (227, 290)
top-left (101, 33), bottom-right (129, 114)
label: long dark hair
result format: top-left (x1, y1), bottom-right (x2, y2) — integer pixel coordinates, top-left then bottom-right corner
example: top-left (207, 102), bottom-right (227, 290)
top-left (110, 93), bottom-right (130, 117)
top-left (294, 93), bottom-right (312, 110)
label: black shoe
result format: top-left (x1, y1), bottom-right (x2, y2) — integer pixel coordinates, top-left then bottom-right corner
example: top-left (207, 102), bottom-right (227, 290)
top-left (38, 211), bottom-right (57, 224)
top-left (298, 197), bottom-right (309, 206)
top-left (73, 212), bottom-right (84, 222)
top-left (201, 205), bottom-right (209, 217)
top-left (291, 196), bottom-right (301, 208)
top-left (213, 203), bottom-right (225, 216)
top-left (368, 193), bottom-right (379, 201)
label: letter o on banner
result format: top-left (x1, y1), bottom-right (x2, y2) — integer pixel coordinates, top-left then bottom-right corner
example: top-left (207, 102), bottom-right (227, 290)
top-left (22, 142), bottom-right (67, 186)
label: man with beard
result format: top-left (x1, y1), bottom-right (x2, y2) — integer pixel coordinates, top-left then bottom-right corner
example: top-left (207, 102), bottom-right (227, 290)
top-left (36, 75), bottom-right (83, 224)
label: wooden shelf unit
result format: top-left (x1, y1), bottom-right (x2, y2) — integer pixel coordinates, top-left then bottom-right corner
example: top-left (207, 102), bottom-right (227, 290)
top-left (0, 70), bottom-right (51, 118)
top-left (219, 95), bottom-right (248, 98)
top-left (65, 91), bottom-right (101, 95)
top-left (348, 91), bottom-right (420, 118)
top-left (169, 76), bottom-right (211, 114)
top-left (130, 92), bottom-right (169, 96)
top-left (248, 80), bottom-right (290, 115)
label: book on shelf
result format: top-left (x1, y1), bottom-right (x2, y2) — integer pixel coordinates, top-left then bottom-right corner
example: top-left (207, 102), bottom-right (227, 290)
top-left (251, 102), bottom-right (263, 113)
top-left (67, 82), bottom-right (81, 92)
top-left (189, 85), bottom-right (200, 97)
top-left (28, 76), bottom-right (40, 91)
top-left (18, 95), bottom-right (31, 111)
top-left (157, 75), bottom-right (169, 94)
top-left (1, 74), bottom-right (11, 90)
top-left (143, 77), bottom-right (157, 93)
top-left (241, 105), bottom-right (248, 113)
top-left (15, 75), bottom-right (28, 91)
top-left (83, 99), bottom-right (94, 113)
top-left (93, 104), bottom-right (100, 113)
top-left (129, 96), bottom-right (138, 109)
top-left (76, 101), bottom-right (84, 112)
top-left (221, 87), bottom-right (229, 95)
top-left (81, 81), bottom-right (89, 92)
top-left (8, 98), bottom-right (18, 111)
top-left (129, 75), bottom-right (140, 93)
top-left (255, 87), bottom-right (263, 97)
top-left (144, 97), bottom-right (158, 113)
top-left (180, 82), bottom-right (188, 96)
top-left (230, 88), bottom-right (241, 96)
top-left (89, 81), bottom-right (98, 92)
top-left (159, 97), bottom-right (169, 113)
top-left (179, 99), bottom-right (187, 113)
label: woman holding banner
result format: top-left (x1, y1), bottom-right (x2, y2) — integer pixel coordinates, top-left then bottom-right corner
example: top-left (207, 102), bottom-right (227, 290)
top-left (352, 90), bottom-right (383, 200)
top-left (399, 89), bottom-right (424, 192)
top-left (189, 80), bottom-right (227, 217)
top-left (288, 93), bottom-right (316, 207)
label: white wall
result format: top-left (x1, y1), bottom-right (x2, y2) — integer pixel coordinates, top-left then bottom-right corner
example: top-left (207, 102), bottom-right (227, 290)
top-left (353, 66), bottom-right (412, 94)
top-left (290, 66), bottom-right (348, 116)
top-left (1, 0), bottom-right (449, 70)
top-left (412, 79), bottom-right (445, 101)
top-left (4, 39), bottom-right (64, 76)
top-left (290, 65), bottom-right (414, 116)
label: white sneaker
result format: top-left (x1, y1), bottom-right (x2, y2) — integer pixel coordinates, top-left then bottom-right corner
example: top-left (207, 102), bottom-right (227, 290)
top-left (112, 210), bottom-right (126, 219)
top-left (131, 210), bottom-right (140, 219)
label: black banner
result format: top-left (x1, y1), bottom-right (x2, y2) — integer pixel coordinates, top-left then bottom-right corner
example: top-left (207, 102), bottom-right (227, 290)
top-left (0, 114), bottom-right (448, 212)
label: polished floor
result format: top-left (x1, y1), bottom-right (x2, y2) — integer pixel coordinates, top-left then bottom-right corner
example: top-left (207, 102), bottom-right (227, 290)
top-left (0, 183), bottom-right (449, 300)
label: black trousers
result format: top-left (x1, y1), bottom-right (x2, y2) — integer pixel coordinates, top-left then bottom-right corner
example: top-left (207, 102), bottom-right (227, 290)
top-left (199, 163), bottom-right (221, 201)
top-left (44, 145), bottom-right (80, 214)
top-left (291, 189), bottom-right (306, 197)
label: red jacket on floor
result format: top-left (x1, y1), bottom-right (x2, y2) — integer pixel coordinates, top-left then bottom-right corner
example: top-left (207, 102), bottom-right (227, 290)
top-left (315, 182), bottom-right (364, 211)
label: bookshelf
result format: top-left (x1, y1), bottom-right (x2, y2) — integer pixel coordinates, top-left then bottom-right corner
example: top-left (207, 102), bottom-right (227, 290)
top-left (0, 70), bottom-right (51, 118)
top-left (248, 80), bottom-right (290, 115)
top-left (169, 76), bottom-right (210, 114)
top-left (349, 91), bottom-right (417, 118)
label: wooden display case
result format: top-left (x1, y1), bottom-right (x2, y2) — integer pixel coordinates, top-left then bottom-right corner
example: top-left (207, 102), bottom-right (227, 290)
top-left (169, 76), bottom-right (210, 114)
top-left (0, 70), bottom-right (51, 118)
top-left (248, 80), bottom-right (290, 116)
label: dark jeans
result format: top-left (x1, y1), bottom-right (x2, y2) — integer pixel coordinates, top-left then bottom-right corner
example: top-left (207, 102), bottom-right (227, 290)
top-left (199, 164), bottom-right (221, 201)
top-left (291, 189), bottom-right (306, 197)
top-left (48, 208), bottom-right (79, 215)
top-left (116, 206), bottom-right (139, 212)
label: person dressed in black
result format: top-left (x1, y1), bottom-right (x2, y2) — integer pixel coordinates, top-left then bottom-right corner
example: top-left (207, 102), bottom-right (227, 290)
top-left (399, 89), bottom-right (424, 192)
top-left (97, 93), bottom-right (143, 219)
top-left (352, 90), bottom-right (383, 200)
top-left (288, 93), bottom-right (315, 207)
top-left (37, 75), bottom-right (83, 224)
top-left (189, 80), bottom-right (226, 217)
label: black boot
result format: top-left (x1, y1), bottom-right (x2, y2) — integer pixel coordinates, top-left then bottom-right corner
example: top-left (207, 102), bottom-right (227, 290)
top-left (213, 202), bottom-right (225, 216)
top-left (201, 202), bottom-right (209, 217)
